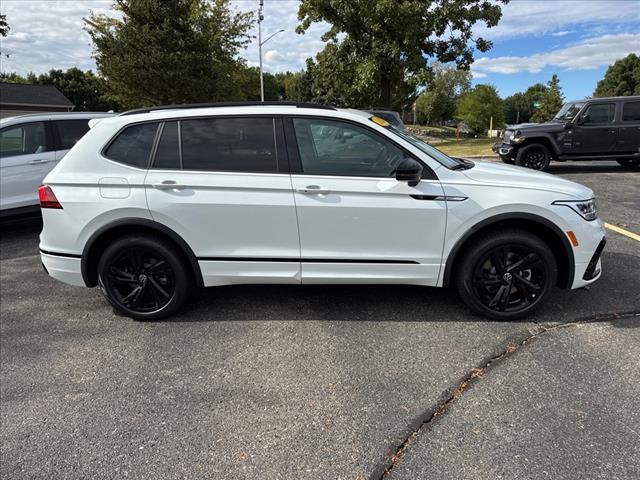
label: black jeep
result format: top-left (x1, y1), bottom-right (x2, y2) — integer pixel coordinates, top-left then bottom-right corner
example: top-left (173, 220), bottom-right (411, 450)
top-left (493, 96), bottom-right (640, 171)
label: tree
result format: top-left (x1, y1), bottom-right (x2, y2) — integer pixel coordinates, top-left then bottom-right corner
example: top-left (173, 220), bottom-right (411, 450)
top-left (296, 0), bottom-right (508, 109)
top-left (85, 0), bottom-right (253, 108)
top-left (531, 74), bottom-right (564, 123)
top-left (594, 54), bottom-right (640, 97)
top-left (415, 63), bottom-right (471, 124)
top-left (456, 84), bottom-right (504, 134)
top-left (503, 83), bottom-right (546, 124)
top-left (35, 68), bottom-right (120, 111)
top-left (0, 14), bottom-right (8, 37)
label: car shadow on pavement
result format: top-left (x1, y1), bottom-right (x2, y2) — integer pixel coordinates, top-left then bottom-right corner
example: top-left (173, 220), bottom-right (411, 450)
top-left (164, 251), bottom-right (639, 325)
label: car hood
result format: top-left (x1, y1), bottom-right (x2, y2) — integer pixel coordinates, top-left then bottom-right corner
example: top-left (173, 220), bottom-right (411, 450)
top-left (508, 121), bottom-right (566, 134)
top-left (461, 161), bottom-right (593, 199)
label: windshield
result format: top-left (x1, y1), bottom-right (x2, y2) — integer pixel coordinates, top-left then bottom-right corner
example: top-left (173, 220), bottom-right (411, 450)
top-left (554, 102), bottom-right (584, 121)
top-left (380, 122), bottom-right (462, 169)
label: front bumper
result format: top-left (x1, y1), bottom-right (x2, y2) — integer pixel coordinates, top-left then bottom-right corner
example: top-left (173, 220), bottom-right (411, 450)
top-left (492, 143), bottom-right (514, 157)
top-left (568, 218), bottom-right (607, 289)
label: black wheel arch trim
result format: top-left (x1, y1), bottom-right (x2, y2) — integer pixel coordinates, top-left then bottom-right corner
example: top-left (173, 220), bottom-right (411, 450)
top-left (518, 134), bottom-right (561, 156)
top-left (441, 212), bottom-right (575, 289)
top-left (81, 218), bottom-right (204, 288)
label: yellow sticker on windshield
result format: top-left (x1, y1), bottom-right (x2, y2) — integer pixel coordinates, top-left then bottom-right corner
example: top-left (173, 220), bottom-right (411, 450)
top-left (370, 116), bottom-right (390, 127)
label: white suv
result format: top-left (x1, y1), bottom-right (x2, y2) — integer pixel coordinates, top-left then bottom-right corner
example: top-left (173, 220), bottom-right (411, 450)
top-left (0, 112), bottom-right (113, 216)
top-left (39, 103), bottom-right (606, 320)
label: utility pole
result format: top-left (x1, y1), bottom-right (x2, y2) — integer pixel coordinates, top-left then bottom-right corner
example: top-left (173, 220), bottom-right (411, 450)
top-left (258, 0), bottom-right (264, 102)
top-left (257, 0), bottom-right (284, 102)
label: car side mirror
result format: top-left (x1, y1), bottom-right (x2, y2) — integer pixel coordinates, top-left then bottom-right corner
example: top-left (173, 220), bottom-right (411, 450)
top-left (395, 158), bottom-right (423, 187)
top-left (564, 121), bottom-right (572, 130)
top-left (576, 115), bottom-right (586, 125)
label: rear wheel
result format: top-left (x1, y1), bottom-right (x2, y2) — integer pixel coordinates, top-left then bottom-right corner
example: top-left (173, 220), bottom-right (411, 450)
top-left (97, 235), bottom-right (192, 320)
top-left (455, 229), bottom-right (557, 320)
top-left (616, 158), bottom-right (639, 168)
top-left (515, 144), bottom-right (551, 171)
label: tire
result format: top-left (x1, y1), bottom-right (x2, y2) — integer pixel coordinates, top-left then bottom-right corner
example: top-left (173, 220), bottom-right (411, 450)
top-left (454, 229), bottom-right (557, 320)
top-left (97, 235), bottom-right (192, 320)
top-left (616, 158), bottom-right (639, 168)
top-left (515, 144), bottom-right (551, 171)
top-left (500, 155), bottom-right (515, 164)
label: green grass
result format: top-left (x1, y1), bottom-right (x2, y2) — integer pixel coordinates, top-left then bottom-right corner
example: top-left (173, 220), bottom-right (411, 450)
top-left (432, 137), bottom-right (496, 157)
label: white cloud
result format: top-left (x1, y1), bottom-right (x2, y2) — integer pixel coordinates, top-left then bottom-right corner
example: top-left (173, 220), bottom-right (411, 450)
top-left (471, 33), bottom-right (640, 75)
top-left (474, 0), bottom-right (640, 39)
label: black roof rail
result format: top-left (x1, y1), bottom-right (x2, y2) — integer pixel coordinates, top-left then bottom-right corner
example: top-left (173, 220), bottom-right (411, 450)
top-left (119, 101), bottom-right (336, 116)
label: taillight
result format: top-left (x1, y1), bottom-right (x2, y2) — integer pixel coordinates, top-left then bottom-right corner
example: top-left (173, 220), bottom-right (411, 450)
top-left (38, 185), bottom-right (63, 209)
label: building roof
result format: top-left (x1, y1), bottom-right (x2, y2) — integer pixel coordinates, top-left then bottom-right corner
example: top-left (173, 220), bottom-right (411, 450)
top-left (0, 82), bottom-right (74, 108)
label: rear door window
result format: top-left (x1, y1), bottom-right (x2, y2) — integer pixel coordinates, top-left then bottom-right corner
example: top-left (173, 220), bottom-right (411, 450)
top-left (104, 122), bottom-right (159, 168)
top-left (180, 117), bottom-right (278, 173)
top-left (622, 102), bottom-right (640, 122)
top-left (0, 122), bottom-right (50, 157)
top-left (153, 121), bottom-right (181, 169)
top-left (54, 119), bottom-right (91, 150)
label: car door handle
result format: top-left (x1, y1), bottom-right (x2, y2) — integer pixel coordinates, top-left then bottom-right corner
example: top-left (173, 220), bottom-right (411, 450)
top-left (152, 180), bottom-right (185, 190)
top-left (296, 186), bottom-right (330, 194)
top-left (27, 159), bottom-right (47, 165)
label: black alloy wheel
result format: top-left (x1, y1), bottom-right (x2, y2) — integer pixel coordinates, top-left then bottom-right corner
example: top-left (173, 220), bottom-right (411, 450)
top-left (455, 229), bottom-right (557, 320)
top-left (472, 244), bottom-right (546, 314)
top-left (516, 144), bottom-right (551, 171)
top-left (98, 235), bottom-right (192, 320)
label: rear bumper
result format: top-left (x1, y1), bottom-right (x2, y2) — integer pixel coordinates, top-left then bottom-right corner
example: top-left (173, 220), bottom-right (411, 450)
top-left (492, 143), bottom-right (514, 157)
top-left (40, 250), bottom-right (85, 287)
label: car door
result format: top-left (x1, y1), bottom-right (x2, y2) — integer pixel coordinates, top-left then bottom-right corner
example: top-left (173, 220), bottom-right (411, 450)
top-left (571, 102), bottom-right (618, 154)
top-left (52, 119), bottom-right (92, 160)
top-left (0, 121), bottom-right (56, 211)
top-left (286, 116), bottom-right (447, 286)
top-left (144, 116), bottom-right (301, 286)
top-left (618, 100), bottom-right (640, 154)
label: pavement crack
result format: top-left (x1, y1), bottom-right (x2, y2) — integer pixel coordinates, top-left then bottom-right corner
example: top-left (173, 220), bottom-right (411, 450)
top-left (374, 310), bottom-right (639, 480)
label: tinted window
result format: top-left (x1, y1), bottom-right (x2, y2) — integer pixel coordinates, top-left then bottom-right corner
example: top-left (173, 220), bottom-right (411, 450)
top-left (105, 122), bottom-right (159, 168)
top-left (622, 102), bottom-right (640, 122)
top-left (292, 118), bottom-right (404, 177)
top-left (0, 122), bottom-right (49, 157)
top-left (583, 104), bottom-right (616, 124)
top-left (153, 121), bottom-right (180, 169)
top-left (55, 119), bottom-right (90, 150)
top-left (181, 117), bottom-right (277, 173)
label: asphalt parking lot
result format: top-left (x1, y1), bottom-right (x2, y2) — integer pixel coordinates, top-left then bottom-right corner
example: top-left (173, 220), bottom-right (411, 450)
top-left (1, 160), bottom-right (638, 479)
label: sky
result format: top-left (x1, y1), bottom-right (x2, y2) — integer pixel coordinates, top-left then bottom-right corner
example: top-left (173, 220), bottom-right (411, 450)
top-left (0, 0), bottom-right (639, 101)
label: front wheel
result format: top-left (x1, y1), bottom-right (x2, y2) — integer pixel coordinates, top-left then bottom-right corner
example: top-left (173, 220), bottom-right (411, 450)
top-left (617, 158), bottom-right (639, 168)
top-left (515, 144), bottom-right (551, 171)
top-left (97, 235), bottom-right (192, 320)
top-left (455, 229), bottom-right (557, 320)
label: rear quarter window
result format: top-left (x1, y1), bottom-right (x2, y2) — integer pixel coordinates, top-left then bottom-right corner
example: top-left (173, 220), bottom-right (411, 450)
top-left (104, 122), bottom-right (159, 168)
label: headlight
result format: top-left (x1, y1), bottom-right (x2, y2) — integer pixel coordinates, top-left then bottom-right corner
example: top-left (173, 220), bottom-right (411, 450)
top-left (508, 130), bottom-right (525, 143)
top-left (552, 198), bottom-right (598, 221)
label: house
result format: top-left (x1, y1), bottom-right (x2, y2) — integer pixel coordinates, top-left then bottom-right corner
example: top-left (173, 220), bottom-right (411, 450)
top-left (0, 82), bottom-right (74, 118)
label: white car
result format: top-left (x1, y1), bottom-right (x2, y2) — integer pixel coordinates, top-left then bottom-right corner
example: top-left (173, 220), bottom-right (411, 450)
top-left (38, 103), bottom-right (606, 320)
top-left (0, 112), bottom-right (113, 216)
